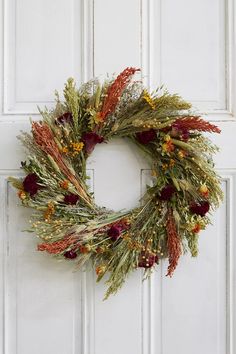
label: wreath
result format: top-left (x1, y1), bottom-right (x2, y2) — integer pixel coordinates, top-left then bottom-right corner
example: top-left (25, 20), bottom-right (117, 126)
top-left (9, 67), bottom-right (223, 298)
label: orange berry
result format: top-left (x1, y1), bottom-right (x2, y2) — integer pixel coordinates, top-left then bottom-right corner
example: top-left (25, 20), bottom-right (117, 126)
top-left (192, 223), bottom-right (201, 233)
top-left (18, 190), bottom-right (26, 200)
top-left (199, 185), bottom-right (209, 198)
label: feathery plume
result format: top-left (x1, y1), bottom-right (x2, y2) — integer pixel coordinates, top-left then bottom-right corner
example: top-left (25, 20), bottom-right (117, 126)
top-left (166, 208), bottom-right (182, 277)
top-left (32, 122), bottom-right (92, 205)
top-left (173, 116), bottom-right (221, 133)
top-left (98, 67), bottom-right (140, 121)
top-left (38, 235), bottom-right (77, 254)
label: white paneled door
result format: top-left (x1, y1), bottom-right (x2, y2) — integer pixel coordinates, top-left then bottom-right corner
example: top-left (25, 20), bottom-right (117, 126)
top-left (0, 1), bottom-right (235, 353)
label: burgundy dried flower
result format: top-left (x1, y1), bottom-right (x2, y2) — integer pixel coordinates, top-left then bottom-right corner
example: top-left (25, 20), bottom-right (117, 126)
top-left (81, 132), bottom-right (104, 154)
top-left (64, 250), bottom-right (77, 259)
top-left (171, 125), bottom-right (190, 142)
top-left (159, 185), bottom-right (176, 201)
top-left (56, 112), bottom-right (73, 125)
top-left (116, 218), bottom-right (130, 231)
top-left (160, 126), bottom-right (171, 134)
top-left (23, 173), bottom-right (41, 196)
top-left (189, 201), bottom-right (210, 217)
top-left (169, 127), bottom-right (180, 138)
top-left (64, 193), bottom-right (79, 205)
top-left (138, 251), bottom-right (158, 268)
top-left (181, 129), bottom-right (190, 142)
top-left (107, 225), bottom-right (121, 241)
top-left (136, 129), bottom-right (156, 144)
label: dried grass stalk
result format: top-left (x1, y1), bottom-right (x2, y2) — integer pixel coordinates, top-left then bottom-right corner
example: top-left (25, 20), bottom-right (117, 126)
top-left (166, 208), bottom-right (182, 277)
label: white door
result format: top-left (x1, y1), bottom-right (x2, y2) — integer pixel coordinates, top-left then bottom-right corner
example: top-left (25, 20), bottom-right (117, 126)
top-left (0, 0), bottom-right (235, 353)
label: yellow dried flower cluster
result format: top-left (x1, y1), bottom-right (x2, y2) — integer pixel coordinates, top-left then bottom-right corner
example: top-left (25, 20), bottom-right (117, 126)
top-left (61, 141), bottom-right (84, 156)
top-left (44, 202), bottom-right (55, 222)
top-left (71, 142), bottom-right (84, 154)
top-left (178, 149), bottom-right (187, 159)
top-left (59, 180), bottom-right (69, 190)
top-left (162, 135), bottom-right (175, 154)
top-left (143, 90), bottom-right (156, 110)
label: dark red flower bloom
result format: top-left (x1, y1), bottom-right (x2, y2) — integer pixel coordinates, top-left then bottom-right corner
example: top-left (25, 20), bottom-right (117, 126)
top-left (56, 112), bottom-right (73, 125)
top-left (116, 218), bottom-right (130, 231)
top-left (138, 251), bottom-right (158, 268)
top-left (169, 127), bottom-right (180, 138)
top-left (160, 126), bottom-right (171, 134)
top-left (64, 193), bottom-right (79, 205)
top-left (172, 124), bottom-right (190, 141)
top-left (23, 173), bottom-right (41, 196)
top-left (189, 201), bottom-right (210, 217)
top-left (81, 132), bottom-right (104, 154)
top-left (136, 129), bottom-right (156, 144)
top-left (64, 250), bottom-right (77, 259)
top-left (159, 185), bottom-right (176, 201)
top-left (107, 225), bottom-right (121, 241)
top-left (181, 129), bottom-right (190, 142)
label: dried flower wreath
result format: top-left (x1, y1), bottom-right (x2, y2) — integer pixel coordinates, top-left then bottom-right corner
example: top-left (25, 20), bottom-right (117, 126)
top-left (9, 68), bottom-right (223, 298)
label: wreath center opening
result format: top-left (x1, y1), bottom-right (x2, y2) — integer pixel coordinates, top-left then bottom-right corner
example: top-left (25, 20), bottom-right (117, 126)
top-left (87, 137), bottom-right (150, 211)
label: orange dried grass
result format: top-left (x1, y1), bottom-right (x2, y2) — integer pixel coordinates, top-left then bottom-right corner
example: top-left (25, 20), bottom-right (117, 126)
top-left (32, 122), bottom-right (92, 205)
top-left (174, 116), bottom-right (221, 133)
top-left (166, 208), bottom-right (182, 277)
top-left (38, 235), bottom-right (77, 254)
top-left (99, 67), bottom-right (140, 121)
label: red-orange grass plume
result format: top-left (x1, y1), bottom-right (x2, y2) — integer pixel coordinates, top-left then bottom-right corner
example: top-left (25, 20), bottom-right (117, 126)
top-left (173, 116), bottom-right (221, 134)
top-left (38, 235), bottom-right (77, 254)
top-left (98, 67), bottom-right (140, 121)
top-left (166, 208), bottom-right (182, 277)
top-left (32, 122), bottom-right (92, 206)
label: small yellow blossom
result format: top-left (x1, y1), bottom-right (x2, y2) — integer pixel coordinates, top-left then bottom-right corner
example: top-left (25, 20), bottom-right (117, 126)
top-left (61, 146), bottom-right (69, 154)
top-left (44, 202), bottom-right (55, 222)
top-left (18, 190), bottom-right (26, 200)
top-left (162, 134), bottom-right (175, 154)
top-left (70, 141), bottom-right (84, 153)
top-left (199, 184), bottom-right (209, 198)
top-left (122, 233), bottom-right (131, 241)
top-left (169, 159), bottom-right (175, 168)
top-left (61, 142), bottom-right (84, 156)
top-left (94, 112), bottom-right (104, 124)
top-left (151, 169), bottom-right (158, 177)
top-left (162, 139), bottom-right (175, 153)
top-left (95, 246), bottom-right (105, 254)
top-left (192, 223), bottom-right (201, 233)
top-left (96, 265), bottom-right (106, 276)
top-left (164, 134), bottom-right (171, 142)
top-left (59, 180), bottom-right (69, 190)
top-left (162, 163), bottom-right (169, 170)
top-left (178, 150), bottom-right (187, 159)
top-left (143, 90), bottom-right (156, 110)
top-left (79, 244), bottom-right (91, 253)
